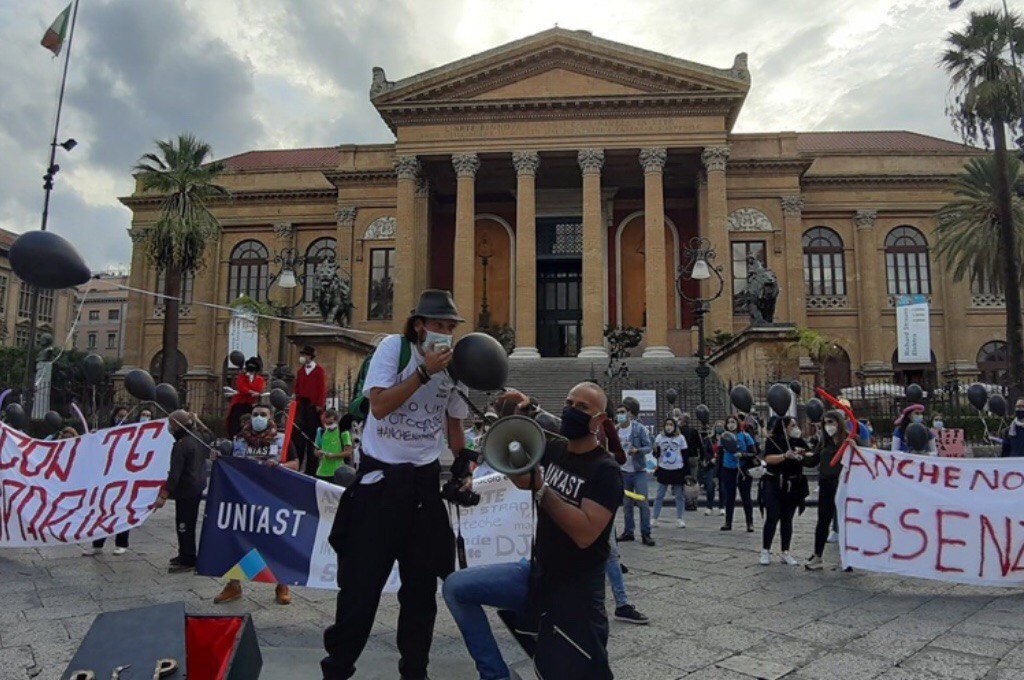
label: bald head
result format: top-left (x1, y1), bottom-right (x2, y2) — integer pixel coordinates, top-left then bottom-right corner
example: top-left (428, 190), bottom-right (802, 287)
top-left (567, 382), bottom-right (607, 416)
top-left (168, 409), bottom-right (193, 434)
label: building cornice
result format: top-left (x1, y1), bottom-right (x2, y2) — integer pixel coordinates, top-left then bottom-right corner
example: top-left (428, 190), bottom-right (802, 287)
top-left (323, 169), bottom-right (398, 185)
top-left (727, 158), bottom-right (814, 176)
top-left (802, 174), bottom-right (957, 188)
top-left (119, 188), bottom-right (337, 209)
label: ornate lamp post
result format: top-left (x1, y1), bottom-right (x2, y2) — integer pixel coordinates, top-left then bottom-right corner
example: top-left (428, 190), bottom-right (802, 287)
top-left (676, 236), bottom-right (725, 407)
top-left (267, 246), bottom-right (309, 381)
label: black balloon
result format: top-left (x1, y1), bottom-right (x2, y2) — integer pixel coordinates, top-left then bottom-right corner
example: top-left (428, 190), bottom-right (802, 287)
top-left (269, 388), bottom-right (291, 411)
top-left (805, 398), bottom-right (825, 423)
top-left (9, 230), bottom-right (90, 289)
top-left (82, 353), bottom-right (105, 385)
top-left (988, 394), bottom-right (1008, 417)
top-left (44, 410), bottom-right (62, 430)
top-left (4, 403), bottom-right (27, 430)
top-left (967, 383), bottom-right (989, 411)
top-left (767, 383), bottom-right (792, 417)
top-left (665, 388), bottom-right (678, 405)
top-left (216, 439), bottom-right (234, 457)
top-left (270, 379), bottom-right (288, 392)
top-left (904, 422), bottom-right (931, 452)
top-left (730, 385), bottom-right (753, 414)
top-left (124, 369), bottom-right (157, 401)
top-left (229, 350), bottom-right (245, 368)
top-left (154, 383), bottom-right (179, 412)
top-left (905, 383), bottom-right (924, 404)
top-left (695, 404), bottom-right (711, 426)
top-left (719, 431), bottom-right (739, 453)
top-left (451, 332), bottom-right (508, 391)
top-left (789, 381), bottom-right (802, 396)
top-left (622, 396), bottom-right (641, 417)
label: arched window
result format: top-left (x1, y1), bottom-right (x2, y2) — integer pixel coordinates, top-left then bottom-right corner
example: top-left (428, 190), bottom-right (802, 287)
top-left (885, 226), bottom-right (931, 296)
top-left (303, 237), bottom-right (337, 303)
top-left (227, 240), bottom-right (268, 302)
top-left (977, 341), bottom-right (1009, 386)
top-left (802, 227), bottom-right (846, 299)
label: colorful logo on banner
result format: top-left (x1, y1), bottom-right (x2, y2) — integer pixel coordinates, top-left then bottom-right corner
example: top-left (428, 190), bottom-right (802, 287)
top-left (224, 548), bottom-right (278, 583)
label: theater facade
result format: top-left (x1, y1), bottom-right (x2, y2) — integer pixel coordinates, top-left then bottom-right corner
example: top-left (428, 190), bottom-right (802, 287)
top-left (120, 28), bottom-right (1004, 399)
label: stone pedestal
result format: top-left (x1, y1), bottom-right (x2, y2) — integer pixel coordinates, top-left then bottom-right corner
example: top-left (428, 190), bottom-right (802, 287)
top-left (708, 323), bottom-right (801, 384)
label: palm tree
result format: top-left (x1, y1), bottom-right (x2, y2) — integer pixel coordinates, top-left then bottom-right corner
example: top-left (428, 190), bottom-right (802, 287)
top-left (941, 9), bottom-right (1024, 400)
top-left (134, 134), bottom-right (229, 387)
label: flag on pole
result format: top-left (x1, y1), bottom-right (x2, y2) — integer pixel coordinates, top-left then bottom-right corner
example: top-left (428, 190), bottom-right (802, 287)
top-left (40, 3), bottom-right (72, 56)
top-left (948, 0), bottom-right (965, 9)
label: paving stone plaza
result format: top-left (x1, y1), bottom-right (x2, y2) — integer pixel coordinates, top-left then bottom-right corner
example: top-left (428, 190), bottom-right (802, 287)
top-left (4, 498), bottom-right (1023, 680)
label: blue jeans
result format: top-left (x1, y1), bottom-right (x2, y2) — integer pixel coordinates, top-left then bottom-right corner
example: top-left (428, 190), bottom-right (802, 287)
top-left (621, 470), bottom-right (651, 537)
top-left (700, 467), bottom-right (721, 509)
top-left (442, 560), bottom-right (530, 680)
top-left (604, 535), bottom-right (628, 608)
top-left (653, 482), bottom-right (685, 520)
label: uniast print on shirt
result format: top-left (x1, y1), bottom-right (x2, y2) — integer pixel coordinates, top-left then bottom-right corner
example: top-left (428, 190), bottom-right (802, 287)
top-left (543, 463), bottom-right (588, 506)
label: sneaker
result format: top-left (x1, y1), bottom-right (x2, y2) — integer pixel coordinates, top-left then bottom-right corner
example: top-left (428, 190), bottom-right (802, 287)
top-left (805, 555), bottom-right (824, 571)
top-left (168, 562), bottom-right (195, 574)
top-left (614, 605), bottom-right (650, 625)
top-left (214, 581), bottom-right (243, 604)
top-left (718, 508), bottom-right (726, 516)
top-left (617, 533), bottom-right (635, 542)
top-left (641, 535), bottom-right (656, 547)
top-left (81, 546), bottom-right (98, 556)
top-left (780, 551), bottom-right (799, 566)
top-left (720, 524), bottom-right (732, 531)
top-left (746, 523), bottom-right (754, 533)
top-left (112, 547), bottom-right (127, 556)
top-left (704, 508), bottom-right (714, 516)
top-left (676, 519), bottom-right (686, 528)
top-left (827, 530), bottom-right (839, 544)
top-left (759, 549), bottom-right (771, 566)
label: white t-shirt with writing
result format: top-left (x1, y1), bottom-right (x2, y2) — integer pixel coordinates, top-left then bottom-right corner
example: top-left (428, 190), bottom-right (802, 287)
top-left (654, 433), bottom-right (687, 471)
top-left (361, 334), bottom-right (469, 466)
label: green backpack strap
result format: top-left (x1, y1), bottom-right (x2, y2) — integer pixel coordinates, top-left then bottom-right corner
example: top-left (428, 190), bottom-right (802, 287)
top-left (349, 336), bottom-right (413, 421)
top-left (398, 336), bottom-right (412, 373)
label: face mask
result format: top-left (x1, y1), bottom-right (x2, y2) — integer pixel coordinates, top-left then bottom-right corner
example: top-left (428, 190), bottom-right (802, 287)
top-left (726, 422), bottom-right (737, 432)
top-left (139, 416), bottom-right (151, 423)
top-left (423, 330), bottom-right (452, 352)
top-left (326, 423), bottom-right (338, 430)
top-left (911, 413), bottom-right (924, 424)
top-left (825, 424), bottom-right (838, 437)
top-left (251, 416), bottom-right (269, 432)
top-left (789, 427), bottom-right (801, 439)
top-left (616, 413), bottom-right (628, 424)
top-left (560, 406), bottom-right (594, 440)
top-left (933, 420), bottom-right (944, 429)
top-left (1016, 410), bottom-right (1024, 421)
top-left (298, 356), bottom-right (308, 365)
top-left (714, 426), bottom-right (725, 435)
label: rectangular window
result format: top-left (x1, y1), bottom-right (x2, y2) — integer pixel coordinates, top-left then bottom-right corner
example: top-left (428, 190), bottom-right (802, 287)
top-left (731, 241), bottom-right (767, 313)
top-left (87, 333), bottom-right (97, 349)
top-left (367, 248), bottom-right (395, 320)
top-left (19, 287), bottom-right (56, 323)
top-left (108, 309), bottom-right (120, 321)
top-left (107, 333), bottom-right (117, 349)
top-left (157, 270), bottom-right (195, 304)
top-left (0, 274), bottom-right (7, 317)
top-left (971, 270), bottom-right (1002, 295)
top-left (89, 310), bottom-right (100, 321)
top-left (15, 327), bottom-right (29, 348)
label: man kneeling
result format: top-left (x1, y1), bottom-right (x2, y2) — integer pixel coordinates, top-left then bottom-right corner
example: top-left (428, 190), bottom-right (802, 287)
top-left (442, 382), bottom-right (621, 680)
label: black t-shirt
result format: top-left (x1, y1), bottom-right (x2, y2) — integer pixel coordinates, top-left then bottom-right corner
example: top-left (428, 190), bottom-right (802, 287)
top-left (535, 440), bottom-right (623, 580)
top-left (764, 432), bottom-right (809, 478)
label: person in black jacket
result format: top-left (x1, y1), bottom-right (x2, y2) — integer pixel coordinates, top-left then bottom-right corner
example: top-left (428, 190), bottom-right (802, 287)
top-left (153, 410), bottom-right (209, 574)
top-left (803, 410), bottom-right (849, 570)
top-left (1001, 399), bottom-right (1024, 457)
top-left (676, 412), bottom-right (706, 477)
top-left (759, 416), bottom-right (809, 567)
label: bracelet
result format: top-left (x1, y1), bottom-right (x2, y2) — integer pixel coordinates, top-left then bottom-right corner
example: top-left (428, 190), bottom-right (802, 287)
top-left (533, 483), bottom-right (548, 505)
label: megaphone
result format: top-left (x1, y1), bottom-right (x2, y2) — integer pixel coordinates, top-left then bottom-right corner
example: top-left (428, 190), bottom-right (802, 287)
top-left (481, 415), bottom-right (547, 475)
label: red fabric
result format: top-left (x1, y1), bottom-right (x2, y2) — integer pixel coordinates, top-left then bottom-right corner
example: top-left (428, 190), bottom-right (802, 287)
top-left (186, 616), bottom-right (243, 680)
top-left (598, 418), bottom-right (626, 465)
top-left (229, 373), bottom-right (265, 408)
top-left (281, 400), bottom-right (297, 462)
top-left (293, 363), bottom-right (326, 409)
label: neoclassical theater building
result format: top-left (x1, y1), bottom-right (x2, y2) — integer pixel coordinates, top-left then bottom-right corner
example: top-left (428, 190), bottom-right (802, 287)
top-left (120, 28), bottom-right (1004, 400)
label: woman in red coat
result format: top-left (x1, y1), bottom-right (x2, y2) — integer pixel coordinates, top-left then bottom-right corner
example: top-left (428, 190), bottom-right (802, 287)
top-left (226, 356), bottom-right (265, 437)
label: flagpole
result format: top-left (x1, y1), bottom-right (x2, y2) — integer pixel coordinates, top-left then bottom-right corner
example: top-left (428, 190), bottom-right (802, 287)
top-left (24, 0), bottom-right (81, 414)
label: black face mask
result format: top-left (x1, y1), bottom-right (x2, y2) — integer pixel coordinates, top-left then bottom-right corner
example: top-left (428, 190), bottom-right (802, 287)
top-left (560, 406), bottom-right (594, 440)
top-left (1016, 410), bottom-right (1024, 420)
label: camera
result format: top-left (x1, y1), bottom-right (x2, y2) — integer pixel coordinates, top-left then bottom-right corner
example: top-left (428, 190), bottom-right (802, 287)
top-left (441, 477), bottom-right (481, 507)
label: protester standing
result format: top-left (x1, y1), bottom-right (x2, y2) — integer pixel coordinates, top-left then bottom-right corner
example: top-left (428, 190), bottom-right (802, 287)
top-left (293, 345), bottom-right (327, 476)
top-left (759, 416), bottom-right (809, 566)
top-left (315, 409), bottom-right (353, 483)
top-left (83, 408), bottom-right (136, 556)
top-left (804, 410), bottom-right (850, 570)
top-left (891, 404), bottom-right (935, 453)
top-left (1001, 399), bottom-right (1024, 457)
top-left (226, 356), bottom-right (265, 438)
top-left (652, 417), bottom-right (688, 528)
top-left (153, 410), bottom-right (208, 574)
top-left (720, 415), bottom-right (756, 532)
top-left (615, 404), bottom-right (655, 546)
top-left (701, 421), bottom-right (725, 516)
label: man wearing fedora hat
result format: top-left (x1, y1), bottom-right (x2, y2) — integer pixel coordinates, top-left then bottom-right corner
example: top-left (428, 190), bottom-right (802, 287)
top-left (293, 344), bottom-right (327, 475)
top-left (322, 289), bottom-right (473, 680)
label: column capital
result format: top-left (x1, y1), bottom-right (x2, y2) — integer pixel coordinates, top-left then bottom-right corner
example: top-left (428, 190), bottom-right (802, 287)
top-left (127, 227), bottom-right (149, 244)
top-left (452, 152), bottom-right (480, 178)
top-left (577, 148), bottom-right (605, 174)
top-left (854, 209), bottom-right (878, 229)
top-left (334, 206), bottom-right (357, 227)
top-left (393, 155), bottom-right (420, 180)
top-left (780, 195), bottom-right (804, 217)
top-left (701, 145), bottom-right (730, 172)
top-left (512, 150), bottom-right (540, 176)
top-left (415, 177), bottom-right (430, 197)
top-left (639, 147), bottom-right (668, 173)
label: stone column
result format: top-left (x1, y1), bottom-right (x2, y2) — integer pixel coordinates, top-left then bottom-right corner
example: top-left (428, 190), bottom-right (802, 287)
top-left (854, 209), bottom-right (888, 373)
top-left (701, 146), bottom-right (731, 335)
top-left (780, 195), bottom-right (807, 326)
top-left (578, 149), bottom-right (608, 358)
top-left (393, 156), bottom-right (420, 320)
top-left (121, 227), bottom-right (150, 369)
top-left (452, 153), bottom-right (480, 331)
top-left (335, 206), bottom-right (357, 271)
top-left (511, 151), bottom-right (541, 359)
top-left (414, 179), bottom-right (431, 293)
top-left (640, 148), bottom-right (673, 357)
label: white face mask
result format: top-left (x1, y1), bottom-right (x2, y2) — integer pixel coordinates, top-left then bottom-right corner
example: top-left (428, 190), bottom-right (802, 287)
top-left (423, 330), bottom-right (452, 352)
top-left (726, 422), bottom-right (738, 432)
top-left (911, 413), bottom-right (924, 424)
top-left (326, 423), bottom-right (338, 430)
top-left (139, 415), bottom-right (151, 423)
top-left (788, 427), bottom-right (801, 439)
top-left (251, 416), bottom-right (269, 432)
top-left (298, 356), bottom-right (308, 365)
top-left (824, 424), bottom-right (838, 437)
top-left (933, 420), bottom-right (944, 429)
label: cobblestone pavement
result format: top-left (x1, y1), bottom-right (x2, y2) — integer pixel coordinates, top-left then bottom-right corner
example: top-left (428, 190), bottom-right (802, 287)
top-left (3, 501), bottom-right (1024, 679)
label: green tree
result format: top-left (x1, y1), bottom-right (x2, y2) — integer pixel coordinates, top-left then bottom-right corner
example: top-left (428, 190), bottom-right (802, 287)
top-left (941, 9), bottom-right (1024, 399)
top-left (133, 134), bottom-right (229, 387)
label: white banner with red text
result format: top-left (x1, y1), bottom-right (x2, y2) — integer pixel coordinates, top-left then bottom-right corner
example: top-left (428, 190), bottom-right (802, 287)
top-left (0, 421), bottom-right (173, 547)
top-left (838, 446), bottom-right (1024, 586)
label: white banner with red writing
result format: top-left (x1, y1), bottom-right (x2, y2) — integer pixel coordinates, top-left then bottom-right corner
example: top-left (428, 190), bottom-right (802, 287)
top-left (838, 446), bottom-right (1024, 586)
top-left (0, 421), bottom-right (173, 547)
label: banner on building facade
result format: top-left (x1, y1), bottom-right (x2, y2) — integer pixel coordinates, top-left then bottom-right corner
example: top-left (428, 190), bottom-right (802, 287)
top-left (896, 294), bottom-right (930, 363)
top-left (196, 458), bottom-right (533, 590)
top-left (228, 306), bottom-right (259, 362)
top-left (0, 421), bottom-right (173, 547)
top-left (838, 446), bottom-right (1024, 586)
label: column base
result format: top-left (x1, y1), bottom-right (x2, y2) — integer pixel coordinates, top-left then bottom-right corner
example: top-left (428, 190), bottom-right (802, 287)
top-left (578, 346), bottom-right (609, 359)
top-left (642, 346), bottom-right (675, 359)
top-left (509, 346), bottom-right (541, 359)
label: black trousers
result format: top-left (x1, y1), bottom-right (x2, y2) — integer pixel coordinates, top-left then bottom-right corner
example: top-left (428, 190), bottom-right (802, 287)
top-left (295, 398), bottom-right (320, 476)
top-left (322, 477), bottom-right (452, 680)
top-left (93, 530), bottom-right (129, 549)
top-left (174, 495), bottom-right (202, 566)
top-left (721, 467), bottom-right (753, 527)
top-left (761, 476), bottom-right (800, 552)
top-left (533, 568), bottom-right (612, 680)
top-left (815, 476), bottom-right (840, 556)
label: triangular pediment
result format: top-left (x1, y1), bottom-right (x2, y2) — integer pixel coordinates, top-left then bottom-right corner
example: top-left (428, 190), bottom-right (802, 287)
top-left (469, 67), bottom-right (649, 100)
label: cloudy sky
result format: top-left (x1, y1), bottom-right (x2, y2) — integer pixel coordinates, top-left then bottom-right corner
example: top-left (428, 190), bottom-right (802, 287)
top-left (0, 0), bottom-right (975, 270)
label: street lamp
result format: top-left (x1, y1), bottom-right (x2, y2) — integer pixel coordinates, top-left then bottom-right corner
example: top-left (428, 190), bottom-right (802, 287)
top-left (267, 247), bottom-right (309, 381)
top-left (676, 236), bottom-right (725, 409)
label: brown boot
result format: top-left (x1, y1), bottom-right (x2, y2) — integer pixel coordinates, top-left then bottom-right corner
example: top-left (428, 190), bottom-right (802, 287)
top-left (214, 580), bottom-right (242, 604)
top-left (275, 584), bottom-right (291, 605)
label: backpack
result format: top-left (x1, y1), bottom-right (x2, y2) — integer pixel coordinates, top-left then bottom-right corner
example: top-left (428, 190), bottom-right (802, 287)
top-left (348, 336), bottom-right (412, 421)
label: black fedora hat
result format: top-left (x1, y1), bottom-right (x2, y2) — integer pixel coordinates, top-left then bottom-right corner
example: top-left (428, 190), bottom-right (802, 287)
top-left (410, 289), bottom-right (464, 322)
top-left (300, 345), bottom-right (316, 357)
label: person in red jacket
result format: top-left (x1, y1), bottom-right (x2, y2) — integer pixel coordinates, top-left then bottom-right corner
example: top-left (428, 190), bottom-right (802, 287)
top-left (226, 356), bottom-right (265, 437)
top-left (293, 345), bottom-right (327, 475)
